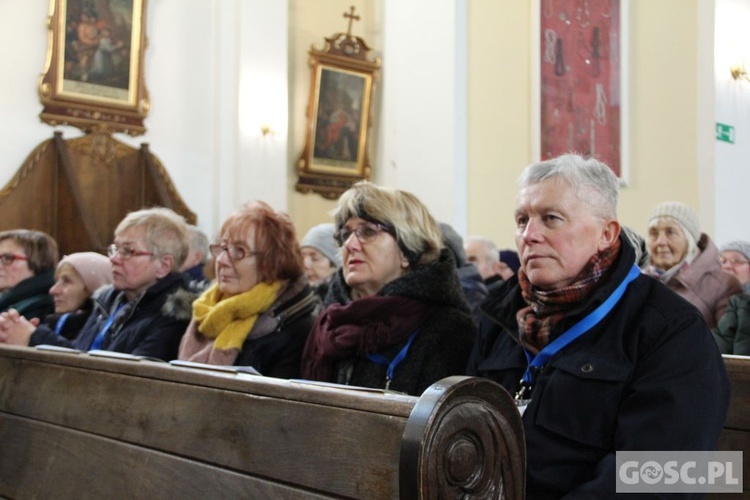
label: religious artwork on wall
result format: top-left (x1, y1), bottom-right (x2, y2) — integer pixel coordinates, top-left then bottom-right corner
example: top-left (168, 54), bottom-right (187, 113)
top-left (539, 0), bottom-right (626, 180)
top-left (38, 0), bottom-right (150, 135)
top-left (296, 6), bottom-right (381, 200)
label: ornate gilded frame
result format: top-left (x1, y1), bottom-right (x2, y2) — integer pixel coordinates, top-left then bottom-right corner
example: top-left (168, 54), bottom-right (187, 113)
top-left (39, 0), bottom-right (150, 136)
top-left (296, 8), bottom-right (380, 199)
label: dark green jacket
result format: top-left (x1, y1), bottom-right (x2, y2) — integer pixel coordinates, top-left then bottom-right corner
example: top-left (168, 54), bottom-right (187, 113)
top-left (712, 293), bottom-right (750, 355)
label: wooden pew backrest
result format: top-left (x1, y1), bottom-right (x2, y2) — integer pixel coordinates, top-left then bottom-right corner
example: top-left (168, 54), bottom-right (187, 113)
top-left (0, 345), bottom-right (525, 499)
top-left (712, 355), bottom-right (750, 499)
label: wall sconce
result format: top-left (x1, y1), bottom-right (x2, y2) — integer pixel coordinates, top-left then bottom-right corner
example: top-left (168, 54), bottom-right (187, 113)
top-left (730, 64), bottom-right (750, 82)
top-left (260, 123), bottom-right (278, 137)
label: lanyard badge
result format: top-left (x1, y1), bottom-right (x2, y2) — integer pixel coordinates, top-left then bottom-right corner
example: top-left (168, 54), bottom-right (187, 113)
top-left (512, 264), bottom-right (641, 418)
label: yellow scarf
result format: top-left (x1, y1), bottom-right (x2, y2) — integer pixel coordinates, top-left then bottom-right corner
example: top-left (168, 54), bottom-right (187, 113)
top-left (192, 281), bottom-right (281, 351)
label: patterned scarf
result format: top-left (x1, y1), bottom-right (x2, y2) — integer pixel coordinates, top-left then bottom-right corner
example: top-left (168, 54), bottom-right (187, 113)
top-left (516, 239), bottom-right (621, 354)
top-left (193, 281), bottom-right (281, 351)
top-left (301, 295), bottom-right (434, 382)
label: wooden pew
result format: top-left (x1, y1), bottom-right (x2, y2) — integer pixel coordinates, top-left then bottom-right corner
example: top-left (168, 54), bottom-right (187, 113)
top-left (0, 345), bottom-right (525, 499)
top-left (710, 355), bottom-right (750, 499)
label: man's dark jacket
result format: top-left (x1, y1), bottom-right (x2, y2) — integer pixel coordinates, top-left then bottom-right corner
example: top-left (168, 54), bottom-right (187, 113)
top-left (466, 236), bottom-right (730, 498)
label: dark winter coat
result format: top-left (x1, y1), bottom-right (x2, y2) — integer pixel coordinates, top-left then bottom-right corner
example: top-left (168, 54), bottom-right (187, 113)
top-left (0, 270), bottom-right (55, 320)
top-left (467, 236), bottom-right (730, 498)
top-left (712, 292), bottom-right (750, 355)
top-left (235, 281), bottom-right (316, 378)
top-left (179, 276), bottom-right (317, 379)
top-left (323, 248), bottom-right (476, 396)
top-left (40, 299), bottom-right (95, 341)
top-left (456, 263), bottom-right (488, 326)
top-left (30, 273), bottom-right (194, 361)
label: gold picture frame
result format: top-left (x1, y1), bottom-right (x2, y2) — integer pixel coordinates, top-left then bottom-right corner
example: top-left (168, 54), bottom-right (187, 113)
top-left (296, 8), bottom-right (380, 200)
top-left (39, 0), bottom-right (150, 136)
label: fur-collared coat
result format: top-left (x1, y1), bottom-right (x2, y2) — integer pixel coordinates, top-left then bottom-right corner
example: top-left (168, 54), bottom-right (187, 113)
top-left (30, 272), bottom-right (195, 361)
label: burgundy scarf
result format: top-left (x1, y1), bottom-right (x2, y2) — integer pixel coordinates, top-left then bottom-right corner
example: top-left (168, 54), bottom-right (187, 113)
top-left (516, 239), bottom-right (621, 354)
top-left (302, 295), bottom-right (434, 382)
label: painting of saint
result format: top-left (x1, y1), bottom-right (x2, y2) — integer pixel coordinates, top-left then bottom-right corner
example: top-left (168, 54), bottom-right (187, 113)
top-left (313, 68), bottom-right (366, 166)
top-left (61, 0), bottom-right (134, 101)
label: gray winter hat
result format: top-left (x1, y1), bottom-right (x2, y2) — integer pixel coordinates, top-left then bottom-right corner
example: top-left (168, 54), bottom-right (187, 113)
top-left (719, 240), bottom-right (750, 262)
top-left (300, 223), bottom-right (340, 267)
top-left (439, 222), bottom-right (467, 268)
top-left (648, 201), bottom-right (701, 242)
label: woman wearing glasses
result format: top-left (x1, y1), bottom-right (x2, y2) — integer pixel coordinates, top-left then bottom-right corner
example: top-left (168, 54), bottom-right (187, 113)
top-left (0, 230), bottom-right (58, 320)
top-left (177, 201), bottom-right (316, 378)
top-left (713, 241), bottom-right (750, 355)
top-left (301, 182), bottom-right (476, 396)
top-left (0, 208), bottom-right (195, 361)
top-left (642, 201), bottom-right (741, 328)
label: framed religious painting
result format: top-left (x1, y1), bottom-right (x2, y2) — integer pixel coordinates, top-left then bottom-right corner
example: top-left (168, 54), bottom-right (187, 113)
top-left (296, 7), bottom-right (381, 200)
top-left (39, 0), bottom-right (150, 136)
top-left (536, 0), bottom-right (628, 182)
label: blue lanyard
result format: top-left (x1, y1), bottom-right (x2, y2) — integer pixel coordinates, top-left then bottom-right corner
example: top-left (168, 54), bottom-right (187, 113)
top-left (367, 330), bottom-right (419, 389)
top-left (521, 264), bottom-right (641, 387)
top-left (54, 313), bottom-right (71, 336)
top-left (89, 302), bottom-right (125, 351)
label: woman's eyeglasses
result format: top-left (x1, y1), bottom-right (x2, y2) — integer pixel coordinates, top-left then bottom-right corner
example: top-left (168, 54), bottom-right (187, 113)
top-left (108, 244), bottom-right (154, 260)
top-left (209, 243), bottom-right (259, 261)
top-left (718, 257), bottom-right (750, 267)
top-left (0, 253), bottom-right (28, 266)
top-left (334, 223), bottom-right (393, 247)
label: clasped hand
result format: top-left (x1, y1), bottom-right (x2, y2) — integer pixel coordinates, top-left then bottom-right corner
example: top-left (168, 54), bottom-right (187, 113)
top-left (0, 309), bottom-right (40, 346)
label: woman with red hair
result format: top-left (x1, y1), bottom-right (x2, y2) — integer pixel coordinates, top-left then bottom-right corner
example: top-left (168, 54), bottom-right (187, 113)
top-left (178, 201), bottom-right (316, 378)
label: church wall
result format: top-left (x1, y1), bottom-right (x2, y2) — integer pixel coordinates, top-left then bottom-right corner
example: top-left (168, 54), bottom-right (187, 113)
top-left (1, 1), bottom-right (747, 253)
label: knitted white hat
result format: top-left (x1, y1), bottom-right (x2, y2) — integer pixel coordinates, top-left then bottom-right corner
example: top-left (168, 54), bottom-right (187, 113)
top-left (719, 240), bottom-right (750, 262)
top-left (648, 202), bottom-right (701, 242)
top-left (300, 223), bottom-right (340, 267)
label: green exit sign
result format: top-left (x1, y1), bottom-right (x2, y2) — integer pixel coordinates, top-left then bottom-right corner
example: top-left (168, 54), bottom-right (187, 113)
top-left (716, 122), bottom-right (735, 144)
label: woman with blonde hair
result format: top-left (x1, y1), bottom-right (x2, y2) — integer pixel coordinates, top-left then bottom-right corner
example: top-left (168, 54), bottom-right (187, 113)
top-left (301, 182), bottom-right (475, 396)
top-left (0, 208), bottom-right (195, 361)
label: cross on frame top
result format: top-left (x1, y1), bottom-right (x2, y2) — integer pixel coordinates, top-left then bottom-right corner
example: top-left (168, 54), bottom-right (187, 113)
top-left (344, 6), bottom-right (360, 37)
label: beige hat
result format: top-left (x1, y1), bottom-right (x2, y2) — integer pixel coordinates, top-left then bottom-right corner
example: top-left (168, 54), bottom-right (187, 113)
top-left (648, 202), bottom-right (701, 242)
top-left (58, 252), bottom-right (113, 293)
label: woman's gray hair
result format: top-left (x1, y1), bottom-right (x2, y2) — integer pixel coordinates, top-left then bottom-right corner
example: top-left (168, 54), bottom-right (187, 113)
top-left (333, 181), bottom-right (443, 266)
top-left (115, 207), bottom-right (190, 270)
top-left (518, 154), bottom-right (619, 219)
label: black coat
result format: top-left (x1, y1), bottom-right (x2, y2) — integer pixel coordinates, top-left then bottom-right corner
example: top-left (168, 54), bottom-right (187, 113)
top-left (31, 273), bottom-right (194, 361)
top-left (234, 279), bottom-right (317, 379)
top-left (40, 300), bottom-right (94, 341)
top-left (324, 249), bottom-right (476, 396)
top-left (466, 236), bottom-right (730, 498)
top-left (0, 270), bottom-right (55, 320)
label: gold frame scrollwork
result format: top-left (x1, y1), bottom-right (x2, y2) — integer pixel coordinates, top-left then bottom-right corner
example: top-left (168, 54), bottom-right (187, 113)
top-left (296, 7), bottom-right (381, 200)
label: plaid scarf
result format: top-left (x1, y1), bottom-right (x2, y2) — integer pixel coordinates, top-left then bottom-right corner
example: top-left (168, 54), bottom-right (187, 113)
top-left (516, 239), bottom-right (621, 354)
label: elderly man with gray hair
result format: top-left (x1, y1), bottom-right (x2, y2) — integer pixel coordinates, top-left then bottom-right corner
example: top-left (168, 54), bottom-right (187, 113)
top-left (467, 153), bottom-right (729, 497)
top-left (464, 236), bottom-right (505, 291)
